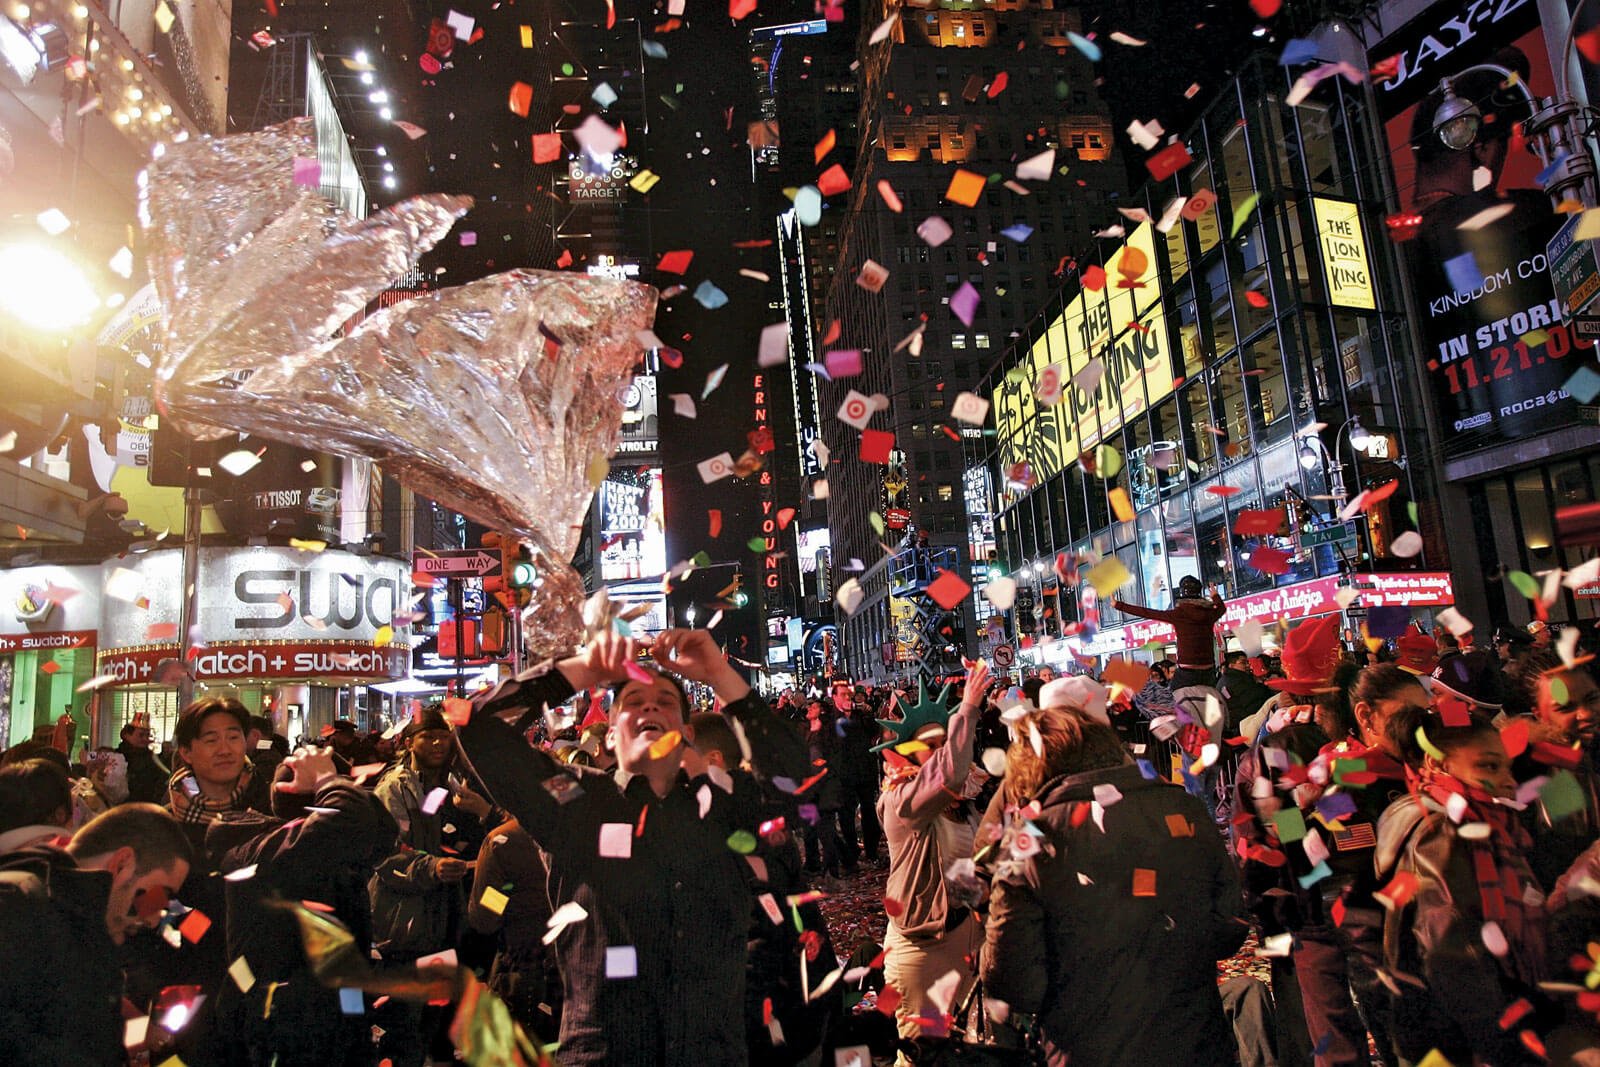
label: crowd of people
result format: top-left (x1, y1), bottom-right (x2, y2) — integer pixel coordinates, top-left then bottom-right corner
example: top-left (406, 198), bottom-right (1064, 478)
top-left (4, 603), bottom-right (1600, 1066)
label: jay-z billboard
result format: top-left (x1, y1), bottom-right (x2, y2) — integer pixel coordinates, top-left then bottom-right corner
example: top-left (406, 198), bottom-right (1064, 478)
top-left (1370, 0), bottom-right (1590, 458)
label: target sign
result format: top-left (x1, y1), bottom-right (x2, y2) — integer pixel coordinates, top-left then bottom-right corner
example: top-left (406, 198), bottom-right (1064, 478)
top-left (697, 452), bottom-right (735, 483)
top-left (1035, 365), bottom-right (1063, 406)
top-left (837, 390), bottom-right (874, 430)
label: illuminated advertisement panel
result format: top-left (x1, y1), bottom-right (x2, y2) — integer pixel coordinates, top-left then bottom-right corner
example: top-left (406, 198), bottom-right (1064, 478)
top-left (598, 467), bottom-right (666, 582)
top-left (991, 222), bottom-right (1175, 479)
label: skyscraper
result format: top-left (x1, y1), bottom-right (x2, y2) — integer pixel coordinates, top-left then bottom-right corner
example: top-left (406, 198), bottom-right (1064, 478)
top-left (805, 0), bottom-right (1128, 682)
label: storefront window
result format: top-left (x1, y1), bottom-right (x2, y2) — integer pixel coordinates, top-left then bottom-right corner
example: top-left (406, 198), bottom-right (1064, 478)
top-left (1154, 398), bottom-right (1188, 499)
top-left (1244, 336), bottom-right (1289, 435)
top-left (1173, 278), bottom-right (1206, 380)
top-left (1233, 224), bottom-right (1272, 338)
top-left (1214, 357), bottom-right (1250, 461)
top-left (1206, 256), bottom-right (1237, 359)
top-left (1514, 469), bottom-right (1554, 562)
top-left (1188, 159), bottom-right (1221, 258)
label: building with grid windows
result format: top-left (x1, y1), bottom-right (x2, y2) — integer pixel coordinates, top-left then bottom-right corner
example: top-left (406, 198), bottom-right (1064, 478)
top-left (968, 51), bottom-right (1459, 669)
top-left (811, 0), bottom-right (1127, 683)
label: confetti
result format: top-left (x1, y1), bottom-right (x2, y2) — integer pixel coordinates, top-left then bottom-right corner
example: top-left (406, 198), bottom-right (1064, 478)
top-left (598, 823), bottom-right (634, 858)
top-left (544, 901), bottom-right (589, 943)
top-left (945, 169), bottom-right (986, 208)
top-left (228, 956), bottom-right (256, 992)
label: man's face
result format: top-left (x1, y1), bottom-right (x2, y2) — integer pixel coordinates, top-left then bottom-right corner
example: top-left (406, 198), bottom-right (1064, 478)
top-left (106, 856), bottom-right (190, 945)
top-left (1538, 669), bottom-right (1600, 747)
top-left (124, 725), bottom-right (152, 750)
top-left (608, 672), bottom-right (688, 770)
top-left (1037, 668), bottom-right (1055, 683)
top-left (407, 729), bottom-right (453, 772)
top-left (831, 685), bottom-right (852, 711)
top-left (329, 730), bottom-right (357, 754)
top-left (179, 711), bottom-right (246, 791)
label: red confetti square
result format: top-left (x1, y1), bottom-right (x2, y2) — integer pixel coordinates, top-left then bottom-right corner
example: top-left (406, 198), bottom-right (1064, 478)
top-left (1233, 508), bottom-right (1285, 537)
top-left (532, 133), bottom-right (563, 164)
top-left (1082, 264), bottom-right (1106, 291)
top-left (656, 250), bottom-right (694, 275)
top-left (178, 909), bottom-right (212, 944)
top-left (925, 569), bottom-right (972, 611)
top-left (1145, 142), bottom-right (1192, 182)
top-left (816, 163), bottom-right (850, 197)
top-left (1249, 546), bottom-right (1291, 575)
top-left (859, 428), bottom-right (894, 464)
top-left (39, 660), bottom-right (60, 675)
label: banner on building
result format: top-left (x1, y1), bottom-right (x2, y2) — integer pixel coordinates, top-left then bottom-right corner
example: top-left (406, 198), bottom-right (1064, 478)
top-left (1370, 0), bottom-right (1588, 457)
top-left (991, 222), bottom-right (1175, 481)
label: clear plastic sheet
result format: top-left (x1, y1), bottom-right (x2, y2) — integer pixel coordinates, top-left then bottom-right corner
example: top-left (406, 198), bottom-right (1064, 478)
top-left (144, 119), bottom-right (658, 657)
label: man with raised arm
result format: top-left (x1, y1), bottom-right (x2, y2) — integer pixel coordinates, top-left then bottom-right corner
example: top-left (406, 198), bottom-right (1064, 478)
top-left (455, 627), bottom-right (809, 1067)
top-left (1115, 575), bottom-right (1226, 689)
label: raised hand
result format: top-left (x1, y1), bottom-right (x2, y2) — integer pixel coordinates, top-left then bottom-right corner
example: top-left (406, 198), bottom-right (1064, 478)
top-left (276, 748), bottom-right (338, 794)
top-left (963, 658), bottom-right (992, 708)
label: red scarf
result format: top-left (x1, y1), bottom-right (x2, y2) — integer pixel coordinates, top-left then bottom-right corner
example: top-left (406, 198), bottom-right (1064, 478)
top-left (1420, 770), bottom-right (1546, 986)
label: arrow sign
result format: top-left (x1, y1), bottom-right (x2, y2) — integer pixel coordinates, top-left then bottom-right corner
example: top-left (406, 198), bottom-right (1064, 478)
top-left (413, 549), bottom-right (502, 579)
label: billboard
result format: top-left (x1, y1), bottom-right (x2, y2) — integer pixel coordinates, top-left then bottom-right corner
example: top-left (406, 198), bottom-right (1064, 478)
top-left (1371, 0), bottom-right (1588, 457)
top-left (991, 222), bottom-right (1175, 480)
top-left (598, 467), bottom-right (666, 582)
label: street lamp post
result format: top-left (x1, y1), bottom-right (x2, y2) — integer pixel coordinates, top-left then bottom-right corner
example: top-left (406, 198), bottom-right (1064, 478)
top-left (1298, 416), bottom-right (1383, 568)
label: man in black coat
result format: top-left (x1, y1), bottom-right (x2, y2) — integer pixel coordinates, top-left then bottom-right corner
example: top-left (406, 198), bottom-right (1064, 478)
top-left (1218, 651), bottom-right (1273, 736)
top-left (208, 750), bottom-right (400, 1066)
top-left (117, 719), bottom-right (170, 805)
top-left (0, 804), bottom-right (193, 1065)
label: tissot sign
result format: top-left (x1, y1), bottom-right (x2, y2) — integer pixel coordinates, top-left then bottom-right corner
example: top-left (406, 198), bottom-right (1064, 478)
top-left (97, 547), bottom-right (411, 649)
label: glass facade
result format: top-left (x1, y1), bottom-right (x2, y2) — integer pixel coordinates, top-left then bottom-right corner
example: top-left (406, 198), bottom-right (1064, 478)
top-left (970, 56), bottom-right (1444, 659)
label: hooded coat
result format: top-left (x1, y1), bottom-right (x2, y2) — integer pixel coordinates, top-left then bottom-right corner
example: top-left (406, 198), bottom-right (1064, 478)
top-left (980, 763), bottom-right (1247, 1066)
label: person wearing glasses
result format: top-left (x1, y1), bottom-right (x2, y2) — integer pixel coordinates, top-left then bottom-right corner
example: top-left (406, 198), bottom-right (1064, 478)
top-left (117, 715), bottom-right (170, 805)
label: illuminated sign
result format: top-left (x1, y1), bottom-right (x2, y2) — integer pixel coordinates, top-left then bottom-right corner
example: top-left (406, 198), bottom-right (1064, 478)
top-left (1312, 197), bottom-right (1376, 310)
top-left (754, 373), bottom-right (780, 592)
top-left (599, 468), bottom-right (666, 582)
top-left (566, 154), bottom-right (638, 201)
top-left (991, 222), bottom-right (1174, 479)
top-left (751, 19), bottom-right (828, 40)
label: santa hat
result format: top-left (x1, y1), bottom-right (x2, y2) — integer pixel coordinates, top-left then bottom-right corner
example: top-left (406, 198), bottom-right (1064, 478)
top-left (1038, 676), bottom-right (1110, 726)
top-left (1267, 615), bottom-right (1343, 694)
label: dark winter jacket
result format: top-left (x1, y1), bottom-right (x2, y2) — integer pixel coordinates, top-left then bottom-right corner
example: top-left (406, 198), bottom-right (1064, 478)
top-left (980, 763), bottom-right (1247, 1067)
top-left (369, 758), bottom-right (466, 960)
top-left (208, 778), bottom-right (398, 1066)
top-left (468, 820), bottom-right (561, 1038)
top-left (457, 663), bottom-right (810, 1067)
top-left (118, 740), bottom-right (170, 804)
top-left (0, 847), bottom-right (125, 1066)
top-left (1218, 665), bottom-right (1272, 734)
top-left (1375, 792), bottom-right (1551, 1067)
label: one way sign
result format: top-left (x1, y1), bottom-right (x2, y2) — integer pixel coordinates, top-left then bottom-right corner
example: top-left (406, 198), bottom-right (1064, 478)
top-left (412, 549), bottom-right (502, 579)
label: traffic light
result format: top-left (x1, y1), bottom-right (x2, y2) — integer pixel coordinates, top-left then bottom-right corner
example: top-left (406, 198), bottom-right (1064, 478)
top-left (437, 619), bottom-right (480, 660)
top-left (509, 544), bottom-right (537, 608)
top-left (481, 532), bottom-right (508, 602)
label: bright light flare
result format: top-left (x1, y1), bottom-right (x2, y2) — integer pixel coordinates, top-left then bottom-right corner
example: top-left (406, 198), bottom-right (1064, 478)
top-left (0, 242), bottom-right (100, 331)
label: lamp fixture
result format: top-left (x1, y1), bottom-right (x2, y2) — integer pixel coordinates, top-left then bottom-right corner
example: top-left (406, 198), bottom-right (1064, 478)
top-left (1346, 417), bottom-right (1371, 451)
top-left (1430, 77), bottom-right (1482, 151)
